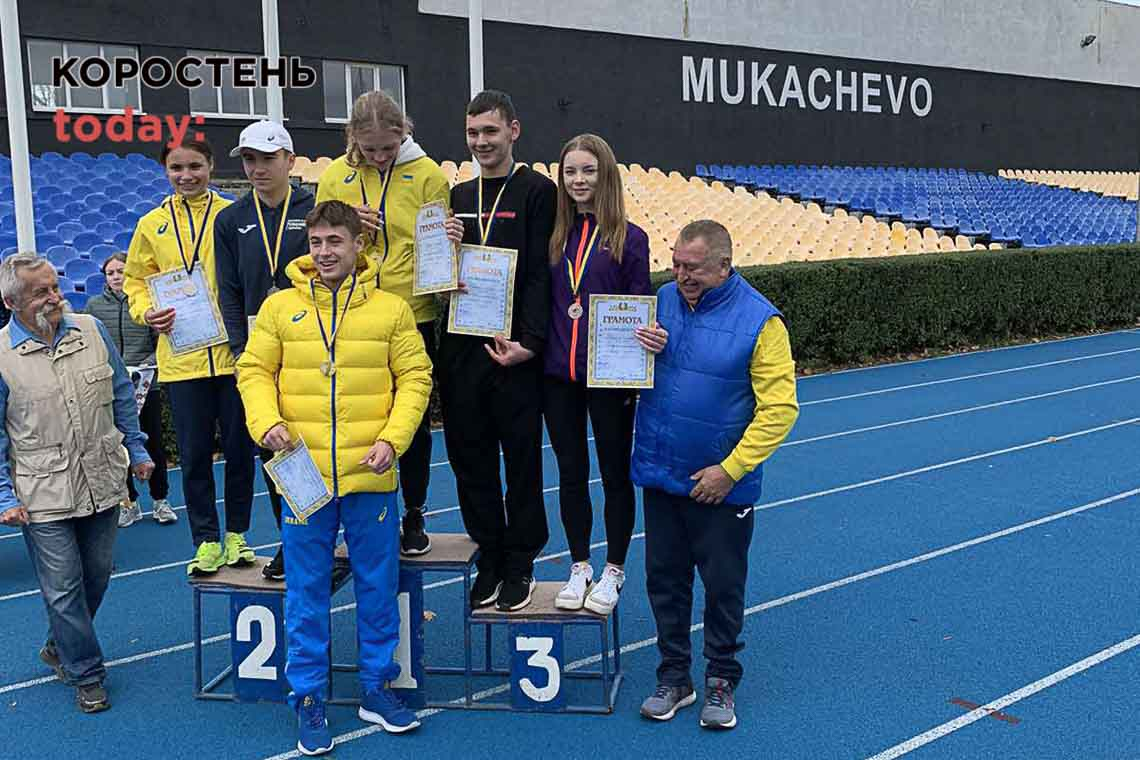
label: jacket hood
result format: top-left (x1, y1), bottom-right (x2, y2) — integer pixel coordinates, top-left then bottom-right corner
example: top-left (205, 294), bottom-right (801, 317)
top-left (394, 136), bottom-right (427, 166)
top-left (285, 253), bottom-right (379, 303)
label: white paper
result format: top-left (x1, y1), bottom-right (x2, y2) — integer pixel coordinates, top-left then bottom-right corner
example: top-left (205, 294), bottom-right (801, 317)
top-left (588, 295), bottom-right (656, 388)
top-left (126, 365), bottom-right (155, 415)
top-left (413, 201), bottom-right (457, 295)
top-left (448, 245), bottom-right (517, 338)
top-left (147, 268), bottom-right (228, 355)
top-left (262, 439), bottom-right (332, 522)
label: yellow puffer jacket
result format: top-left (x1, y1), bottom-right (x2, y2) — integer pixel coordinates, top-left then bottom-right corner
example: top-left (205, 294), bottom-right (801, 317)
top-left (315, 139), bottom-right (450, 324)
top-left (235, 254), bottom-right (433, 496)
top-left (123, 190), bottom-right (235, 382)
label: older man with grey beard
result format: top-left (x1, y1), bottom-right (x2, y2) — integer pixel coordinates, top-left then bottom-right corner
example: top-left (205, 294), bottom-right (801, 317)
top-left (0, 252), bottom-right (153, 714)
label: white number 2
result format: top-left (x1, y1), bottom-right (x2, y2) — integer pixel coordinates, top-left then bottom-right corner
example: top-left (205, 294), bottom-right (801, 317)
top-left (516, 635), bottom-right (560, 702)
top-left (390, 591), bottom-right (418, 689)
top-left (236, 605), bottom-right (277, 681)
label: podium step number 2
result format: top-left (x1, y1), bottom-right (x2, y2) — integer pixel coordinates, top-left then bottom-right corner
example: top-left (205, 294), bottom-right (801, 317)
top-left (228, 568), bottom-right (425, 704)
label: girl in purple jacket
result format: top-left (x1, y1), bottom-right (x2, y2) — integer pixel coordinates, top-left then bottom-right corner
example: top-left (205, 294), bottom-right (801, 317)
top-left (544, 134), bottom-right (666, 614)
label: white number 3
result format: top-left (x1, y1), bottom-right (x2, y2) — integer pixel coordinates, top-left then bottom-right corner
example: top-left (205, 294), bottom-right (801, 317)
top-left (236, 605), bottom-right (278, 681)
top-left (516, 635), bottom-right (560, 702)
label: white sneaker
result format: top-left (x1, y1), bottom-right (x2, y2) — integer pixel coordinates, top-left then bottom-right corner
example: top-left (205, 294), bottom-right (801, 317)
top-left (118, 501), bottom-right (141, 528)
top-left (584, 565), bottom-right (625, 616)
top-left (152, 499), bottom-right (178, 524)
top-left (554, 562), bottom-right (593, 610)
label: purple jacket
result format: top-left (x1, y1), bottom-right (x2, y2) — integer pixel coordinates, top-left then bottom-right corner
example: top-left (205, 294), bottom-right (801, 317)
top-left (544, 214), bottom-right (652, 381)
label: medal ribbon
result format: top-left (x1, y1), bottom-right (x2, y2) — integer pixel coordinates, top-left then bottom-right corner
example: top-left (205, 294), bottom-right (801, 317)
top-left (167, 191), bottom-right (215, 275)
top-left (565, 218), bottom-right (601, 301)
top-left (310, 272), bottom-right (359, 373)
top-left (476, 163), bottom-right (517, 246)
top-left (254, 185), bottom-right (292, 282)
top-left (360, 164), bottom-right (394, 262)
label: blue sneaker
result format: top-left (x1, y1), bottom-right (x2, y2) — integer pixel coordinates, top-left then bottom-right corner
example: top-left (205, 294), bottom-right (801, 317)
top-left (296, 694), bottom-right (334, 755)
top-left (358, 688), bottom-right (420, 733)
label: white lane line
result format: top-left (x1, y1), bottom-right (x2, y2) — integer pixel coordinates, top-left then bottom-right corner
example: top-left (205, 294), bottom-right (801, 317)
top-left (4, 413), bottom-right (1133, 600)
top-left (800, 347), bottom-right (1140, 407)
top-left (865, 631), bottom-right (1140, 759)
top-left (759, 417), bottom-right (1140, 511)
top-left (262, 485), bottom-right (1140, 760)
top-left (785, 374), bottom-right (1140, 448)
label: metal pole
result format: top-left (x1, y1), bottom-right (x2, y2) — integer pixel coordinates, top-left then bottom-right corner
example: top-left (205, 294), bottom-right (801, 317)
top-left (468, 0), bottom-right (484, 97)
top-left (1, 0), bottom-right (35, 253)
top-left (262, 0), bottom-right (284, 123)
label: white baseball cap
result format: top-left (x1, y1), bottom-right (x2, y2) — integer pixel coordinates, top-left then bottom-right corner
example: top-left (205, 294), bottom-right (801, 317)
top-left (229, 120), bottom-right (294, 157)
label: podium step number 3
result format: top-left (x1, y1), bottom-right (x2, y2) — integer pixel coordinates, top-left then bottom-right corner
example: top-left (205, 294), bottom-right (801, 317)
top-left (510, 623), bottom-right (566, 711)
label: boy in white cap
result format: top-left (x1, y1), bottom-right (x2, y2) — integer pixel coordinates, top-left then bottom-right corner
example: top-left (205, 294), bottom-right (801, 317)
top-left (214, 120), bottom-right (316, 580)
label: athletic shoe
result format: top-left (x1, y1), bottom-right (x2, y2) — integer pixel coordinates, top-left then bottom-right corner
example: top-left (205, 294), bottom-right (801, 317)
top-left (640, 683), bottom-right (696, 721)
top-left (117, 501), bottom-right (141, 528)
top-left (584, 564), bottom-right (625, 615)
top-left (555, 562), bottom-right (593, 610)
top-left (296, 694), bottom-right (334, 755)
top-left (186, 541), bottom-right (225, 576)
top-left (39, 644), bottom-right (65, 681)
top-left (152, 499), bottom-right (178, 524)
top-left (470, 569), bottom-right (502, 609)
top-left (223, 532), bottom-right (255, 567)
top-left (495, 576), bottom-right (536, 612)
top-left (400, 508), bottom-right (431, 556)
top-left (358, 688), bottom-right (421, 733)
top-left (76, 682), bottom-right (110, 713)
top-left (699, 677), bottom-right (737, 729)
top-left (262, 547), bottom-right (286, 581)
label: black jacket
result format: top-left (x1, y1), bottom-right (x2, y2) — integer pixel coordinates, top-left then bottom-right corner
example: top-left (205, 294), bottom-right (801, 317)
top-left (214, 184), bottom-right (316, 356)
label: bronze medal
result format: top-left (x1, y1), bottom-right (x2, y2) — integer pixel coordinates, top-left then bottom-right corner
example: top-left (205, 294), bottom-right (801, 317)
top-left (567, 302), bottom-right (584, 320)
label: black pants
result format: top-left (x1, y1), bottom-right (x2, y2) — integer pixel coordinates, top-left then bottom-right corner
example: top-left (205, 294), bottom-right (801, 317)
top-left (166, 375), bottom-right (255, 547)
top-left (126, 386), bottom-right (169, 502)
top-left (643, 487), bottom-right (755, 689)
top-left (542, 375), bottom-right (636, 565)
top-left (258, 445), bottom-right (283, 529)
top-left (439, 339), bottom-right (547, 578)
top-left (397, 322), bottom-right (437, 513)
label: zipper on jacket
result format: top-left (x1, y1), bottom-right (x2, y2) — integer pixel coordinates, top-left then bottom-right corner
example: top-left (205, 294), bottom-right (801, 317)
top-left (207, 345), bottom-right (216, 376)
top-left (116, 299), bottom-right (125, 357)
top-left (329, 288), bottom-right (340, 498)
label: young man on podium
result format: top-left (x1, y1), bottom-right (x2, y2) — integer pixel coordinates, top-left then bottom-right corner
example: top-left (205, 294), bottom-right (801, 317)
top-left (236, 201), bottom-right (433, 754)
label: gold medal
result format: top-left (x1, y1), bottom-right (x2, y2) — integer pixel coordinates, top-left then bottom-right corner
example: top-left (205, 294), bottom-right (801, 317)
top-left (567, 302), bottom-right (583, 320)
top-left (182, 281), bottom-right (198, 297)
top-left (320, 361), bottom-right (336, 377)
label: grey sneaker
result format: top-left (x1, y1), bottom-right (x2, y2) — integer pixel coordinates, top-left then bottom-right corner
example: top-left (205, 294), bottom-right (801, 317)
top-left (39, 644), bottom-right (65, 681)
top-left (699, 677), bottom-right (737, 729)
top-left (640, 683), bottom-right (696, 721)
top-left (152, 499), bottom-right (178, 524)
top-left (76, 681), bottom-right (110, 713)
top-left (117, 501), bottom-right (141, 528)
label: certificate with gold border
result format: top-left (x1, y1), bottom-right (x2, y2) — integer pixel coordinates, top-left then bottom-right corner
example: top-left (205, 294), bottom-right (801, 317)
top-left (262, 438), bottom-right (332, 522)
top-left (145, 268), bottom-right (228, 356)
top-left (412, 200), bottom-right (459, 295)
top-left (447, 245), bottom-right (518, 338)
top-left (587, 294), bottom-right (656, 389)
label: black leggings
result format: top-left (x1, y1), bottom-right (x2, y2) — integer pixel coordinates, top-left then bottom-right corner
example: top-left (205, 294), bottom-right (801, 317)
top-left (542, 375), bottom-right (636, 565)
top-left (398, 322), bottom-right (438, 512)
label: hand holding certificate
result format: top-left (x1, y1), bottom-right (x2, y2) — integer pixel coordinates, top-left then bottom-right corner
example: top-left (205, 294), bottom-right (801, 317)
top-left (146, 268), bottom-right (228, 356)
top-left (413, 200), bottom-right (458, 295)
top-left (447, 245), bottom-right (518, 338)
top-left (587, 294), bottom-right (657, 388)
top-left (262, 438), bottom-right (332, 522)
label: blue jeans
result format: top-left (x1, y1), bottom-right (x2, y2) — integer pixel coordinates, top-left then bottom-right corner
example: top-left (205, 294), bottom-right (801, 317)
top-left (282, 491), bottom-right (400, 704)
top-left (22, 505), bottom-right (119, 686)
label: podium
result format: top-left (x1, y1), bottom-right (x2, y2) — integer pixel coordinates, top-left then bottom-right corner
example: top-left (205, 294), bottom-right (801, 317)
top-left (190, 534), bottom-right (622, 713)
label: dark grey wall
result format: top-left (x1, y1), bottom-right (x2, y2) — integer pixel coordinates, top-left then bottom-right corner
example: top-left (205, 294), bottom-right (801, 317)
top-left (0, 0), bottom-right (1136, 174)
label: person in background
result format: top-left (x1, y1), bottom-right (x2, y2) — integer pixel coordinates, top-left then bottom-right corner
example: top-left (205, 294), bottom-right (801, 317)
top-left (0, 252), bottom-right (153, 714)
top-left (316, 90), bottom-right (452, 557)
top-left (123, 137), bottom-right (258, 577)
top-left (84, 252), bottom-right (176, 528)
top-left (214, 120), bottom-right (316, 581)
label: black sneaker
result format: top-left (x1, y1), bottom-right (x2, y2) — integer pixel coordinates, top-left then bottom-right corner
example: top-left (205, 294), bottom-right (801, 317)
top-left (495, 576), bottom-right (536, 611)
top-left (470, 569), bottom-right (502, 609)
top-left (76, 681), bottom-right (110, 713)
top-left (262, 547), bottom-right (286, 581)
top-left (400, 508), bottom-right (431, 556)
top-left (39, 644), bottom-right (65, 681)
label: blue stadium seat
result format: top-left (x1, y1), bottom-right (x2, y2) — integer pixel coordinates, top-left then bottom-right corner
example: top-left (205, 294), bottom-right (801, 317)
top-left (94, 221), bottom-right (120, 243)
top-left (64, 291), bottom-right (88, 310)
top-left (88, 243), bottom-right (116, 261)
top-left (55, 222), bottom-right (85, 244)
top-left (36, 231), bottom-right (63, 249)
top-left (63, 201), bottom-right (87, 217)
top-left (57, 276), bottom-right (74, 292)
top-left (85, 273), bottom-right (106, 294)
top-left (113, 231), bottom-right (134, 249)
top-left (83, 193), bottom-right (110, 206)
top-left (79, 211), bottom-right (106, 228)
top-left (40, 210), bottom-right (69, 230)
top-left (72, 232), bottom-right (105, 252)
top-left (70, 152), bottom-right (95, 165)
top-left (1, 246), bottom-right (17, 259)
top-left (47, 244), bottom-right (79, 269)
top-left (64, 258), bottom-right (100, 282)
top-left (99, 201), bottom-right (128, 217)
top-left (116, 210), bottom-right (143, 229)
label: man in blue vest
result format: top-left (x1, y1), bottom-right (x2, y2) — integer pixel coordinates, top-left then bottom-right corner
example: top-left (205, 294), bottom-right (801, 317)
top-left (631, 219), bottom-right (799, 730)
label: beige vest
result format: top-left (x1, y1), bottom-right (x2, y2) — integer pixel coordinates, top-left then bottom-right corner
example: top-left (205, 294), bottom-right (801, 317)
top-left (0, 314), bottom-right (129, 524)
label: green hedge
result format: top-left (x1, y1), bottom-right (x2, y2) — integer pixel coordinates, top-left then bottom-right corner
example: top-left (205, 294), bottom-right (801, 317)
top-left (652, 244), bottom-right (1140, 367)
